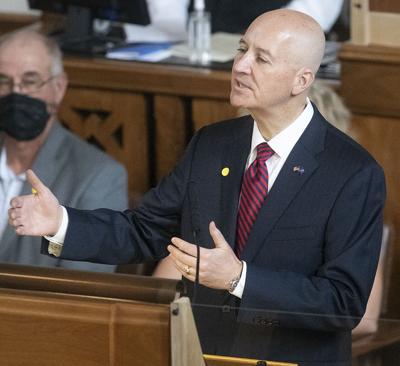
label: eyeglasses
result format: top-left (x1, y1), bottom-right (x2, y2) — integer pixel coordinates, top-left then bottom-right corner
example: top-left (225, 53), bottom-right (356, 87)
top-left (0, 73), bottom-right (56, 95)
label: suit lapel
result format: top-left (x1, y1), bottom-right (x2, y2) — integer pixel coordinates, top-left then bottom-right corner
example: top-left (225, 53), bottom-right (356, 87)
top-left (30, 123), bottom-right (69, 191)
top-left (219, 116), bottom-right (253, 249)
top-left (241, 110), bottom-right (327, 262)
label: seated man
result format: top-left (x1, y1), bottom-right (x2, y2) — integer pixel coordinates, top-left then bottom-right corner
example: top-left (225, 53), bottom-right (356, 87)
top-left (0, 29), bottom-right (127, 272)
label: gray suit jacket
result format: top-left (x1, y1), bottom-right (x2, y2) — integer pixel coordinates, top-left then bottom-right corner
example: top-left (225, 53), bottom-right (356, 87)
top-left (0, 122), bottom-right (128, 272)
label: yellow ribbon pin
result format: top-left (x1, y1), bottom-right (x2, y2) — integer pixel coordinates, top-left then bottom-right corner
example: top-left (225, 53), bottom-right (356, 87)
top-left (31, 188), bottom-right (37, 195)
top-left (221, 167), bottom-right (230, 177)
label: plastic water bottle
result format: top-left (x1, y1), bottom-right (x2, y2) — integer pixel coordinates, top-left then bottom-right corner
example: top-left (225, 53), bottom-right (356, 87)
top-left (188, 0), bottom-right (211, 65)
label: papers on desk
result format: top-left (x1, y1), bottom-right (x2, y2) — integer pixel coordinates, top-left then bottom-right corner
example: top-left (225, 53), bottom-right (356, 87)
top-left (170, 32), bottom-right (241, 62)
top-left (106, 32), bottom-right (242, 63)
top-left (106, 43), bottom-right (172, 62)
top-left (105, 35), bottom-right (340, 73)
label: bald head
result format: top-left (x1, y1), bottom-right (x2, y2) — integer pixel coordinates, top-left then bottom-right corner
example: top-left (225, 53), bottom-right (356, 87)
top-left (249, 9), bottom-right (325, 74)
top-left (230, 9), bottom-right (326, 130)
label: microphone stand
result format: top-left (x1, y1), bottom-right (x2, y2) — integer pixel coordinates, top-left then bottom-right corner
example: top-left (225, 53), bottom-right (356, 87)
top-left (188, 182), bottom-right (201, 304)
top-left (192, 227), bottom-right (200, 304)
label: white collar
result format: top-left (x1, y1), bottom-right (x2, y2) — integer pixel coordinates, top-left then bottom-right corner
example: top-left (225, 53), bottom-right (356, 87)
top-left (250, 99), bottom-right (314, 160)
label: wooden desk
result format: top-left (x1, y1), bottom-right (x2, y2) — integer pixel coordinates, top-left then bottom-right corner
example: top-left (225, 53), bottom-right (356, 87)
top-left (0, 12), bottom-right (37, 35)
top-left (0, 264), bottom-right (207, 366)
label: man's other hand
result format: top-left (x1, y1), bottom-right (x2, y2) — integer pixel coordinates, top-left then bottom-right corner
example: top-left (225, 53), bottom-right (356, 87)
top-left (167, 221), bottom-right (243, 290)
top-left (8, 169), bottom-right (62, 236)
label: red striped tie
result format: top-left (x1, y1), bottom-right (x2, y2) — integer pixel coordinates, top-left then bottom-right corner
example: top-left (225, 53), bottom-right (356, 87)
top-left (235, 142), bottom-right (274, 257)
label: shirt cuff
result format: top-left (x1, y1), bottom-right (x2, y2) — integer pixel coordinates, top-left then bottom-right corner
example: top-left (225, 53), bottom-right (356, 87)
top-left (44, 206), bottom-right (69, 256)
top-left (230, 261), bottom-right (247, 299)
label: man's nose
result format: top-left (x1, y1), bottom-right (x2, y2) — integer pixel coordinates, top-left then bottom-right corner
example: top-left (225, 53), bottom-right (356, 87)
top-left (12, 81), bottom-right (23, 93)
top-left (233, 53), bottom-right (253, 74)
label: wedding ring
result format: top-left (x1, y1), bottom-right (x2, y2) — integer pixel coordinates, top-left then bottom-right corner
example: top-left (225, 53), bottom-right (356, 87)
top-left (184, 265), bottom-right (191, 274)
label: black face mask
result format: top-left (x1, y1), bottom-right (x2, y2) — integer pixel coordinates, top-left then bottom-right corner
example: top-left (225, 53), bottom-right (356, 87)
top-left (0, 93), bottom-right (50, 141)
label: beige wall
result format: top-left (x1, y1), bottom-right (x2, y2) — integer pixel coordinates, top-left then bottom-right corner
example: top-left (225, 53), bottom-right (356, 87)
top-left (0, 0), bottom-right (39, 14)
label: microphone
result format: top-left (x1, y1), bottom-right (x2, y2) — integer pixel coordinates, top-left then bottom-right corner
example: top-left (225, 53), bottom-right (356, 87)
top-left (188, 181), bottom-right (201, 303)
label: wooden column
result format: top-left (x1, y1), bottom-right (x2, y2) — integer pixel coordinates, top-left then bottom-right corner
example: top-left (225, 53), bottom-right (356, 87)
top-left (340, 43), bottom-right (400, 318)
top-left (351, 0), bottom-right (400, 47)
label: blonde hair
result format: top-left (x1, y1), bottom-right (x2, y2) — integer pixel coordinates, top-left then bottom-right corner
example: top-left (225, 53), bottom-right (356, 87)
top-left (309, 80), bottom-right (351, 134)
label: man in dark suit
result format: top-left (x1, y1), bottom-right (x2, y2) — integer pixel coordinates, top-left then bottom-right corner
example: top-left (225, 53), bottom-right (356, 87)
top-left (9, 9), bottom-right (385, 366)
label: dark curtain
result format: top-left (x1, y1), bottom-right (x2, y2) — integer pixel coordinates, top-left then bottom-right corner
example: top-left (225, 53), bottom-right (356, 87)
top-left (190, 0), bottom-right (291, 33)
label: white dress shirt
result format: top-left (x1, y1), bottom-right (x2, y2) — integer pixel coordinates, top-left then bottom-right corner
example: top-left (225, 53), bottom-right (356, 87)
top-left (0, 148), bottom-right (25, 238)
top-left (48, 100), bottom-right (315, 298)
top-left (231, 99), bottom-right (314, 298)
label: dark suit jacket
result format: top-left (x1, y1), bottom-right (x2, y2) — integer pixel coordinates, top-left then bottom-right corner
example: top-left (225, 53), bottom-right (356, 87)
top-left (50, 107), bottom-right (386, 365)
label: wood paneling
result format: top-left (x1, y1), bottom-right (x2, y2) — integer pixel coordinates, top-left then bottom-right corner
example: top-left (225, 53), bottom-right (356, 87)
top-left (59, 87), bottom-right (149, 199)
top-left (351, 0), bottom-right (400, 47)
top-left (192, 98), bottom-right (238, 131)
top-left (154, 95), bottom-right (187, 181)
top-left (340, 43), bottom-right (400, 318)
top-left (341, 59), bottom-right (400, 117)
top-left (349, 115), bottom-right (400, 316)
top-left (154, 97), bottom-right (238, 182)
top-left (62, 57), bottom-right (235, 193)
top-left (370, 0), bottom-right (400, 13)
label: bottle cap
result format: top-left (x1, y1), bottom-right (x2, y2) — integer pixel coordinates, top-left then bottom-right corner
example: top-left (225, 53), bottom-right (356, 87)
top-left (194, 0), bottom-right (205, 11)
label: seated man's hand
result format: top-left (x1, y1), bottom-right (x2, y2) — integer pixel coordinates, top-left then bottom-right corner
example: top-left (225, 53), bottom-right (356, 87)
top-left (8, 169), bottom-right (62, 237)
top-left (167, 221), bottom-right (242, 291)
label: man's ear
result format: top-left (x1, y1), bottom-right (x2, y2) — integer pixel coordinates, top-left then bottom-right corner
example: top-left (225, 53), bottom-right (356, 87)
top-left (53, 72), bottom-right (68, 104)
top-left (292, 68), bottom-right (314, 96)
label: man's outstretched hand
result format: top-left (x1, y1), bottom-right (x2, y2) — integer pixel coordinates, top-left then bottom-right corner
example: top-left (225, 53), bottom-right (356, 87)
top-left (8, 169), bottom-right (62, 236)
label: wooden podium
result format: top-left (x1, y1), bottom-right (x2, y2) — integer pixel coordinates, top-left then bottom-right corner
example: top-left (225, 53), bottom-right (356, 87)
top-left (0, 263), bottom-right (201, 366)
top-left (0, 264), bottom-right (297, 366)
top-left (204, 355), bottom-right (297, 366)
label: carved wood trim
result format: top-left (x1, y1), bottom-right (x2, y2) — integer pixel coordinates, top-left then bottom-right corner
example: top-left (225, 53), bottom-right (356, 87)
top-left (59, 87), bottom-right (149, 198)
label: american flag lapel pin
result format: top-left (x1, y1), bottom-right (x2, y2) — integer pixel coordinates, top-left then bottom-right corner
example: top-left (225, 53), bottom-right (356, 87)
top-left (293, 165), bottom-right (305, 175)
